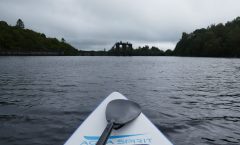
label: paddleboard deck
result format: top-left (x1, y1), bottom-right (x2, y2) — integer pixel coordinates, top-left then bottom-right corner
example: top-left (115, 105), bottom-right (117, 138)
top-left (64, 92), bottom-right (173, 145)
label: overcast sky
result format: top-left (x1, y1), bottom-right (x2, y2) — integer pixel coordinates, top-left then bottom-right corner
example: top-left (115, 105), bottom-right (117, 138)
top-left (0, 0), bottom-right (240, 50)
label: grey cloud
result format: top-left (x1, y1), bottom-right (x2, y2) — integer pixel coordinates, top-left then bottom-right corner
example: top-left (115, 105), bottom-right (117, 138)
top-left (0, 0), bottom-right (240, 50)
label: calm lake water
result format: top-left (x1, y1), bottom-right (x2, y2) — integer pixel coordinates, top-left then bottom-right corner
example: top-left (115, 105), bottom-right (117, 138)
top-left (0, 56), bottom-right (240, 145)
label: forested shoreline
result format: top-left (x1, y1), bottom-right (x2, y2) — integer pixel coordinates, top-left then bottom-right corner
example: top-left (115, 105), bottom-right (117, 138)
top-left (0, 19), bottom-right (173, 56)
top-left (173, 17), bottom-right (240, 57)
top-left (0, 19), bottom-right (79, 56)
top-left (1, 17), bottom-right (240, 57)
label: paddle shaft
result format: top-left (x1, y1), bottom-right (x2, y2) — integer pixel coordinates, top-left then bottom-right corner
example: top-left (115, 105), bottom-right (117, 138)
top-left (96, 121), bottom-right (114, 145)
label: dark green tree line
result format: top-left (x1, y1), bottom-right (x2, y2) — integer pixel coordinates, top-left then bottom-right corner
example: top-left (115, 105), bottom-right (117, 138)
top-left (0, 19), bottom-right (78, 55)
top-left (108, 45), bottom-right (171, 56)
top-left (174, 17), bottom-right (240, 57)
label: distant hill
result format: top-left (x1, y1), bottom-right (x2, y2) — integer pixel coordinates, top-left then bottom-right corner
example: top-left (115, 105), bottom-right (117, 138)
top-left (0, 19), bottom-right (79, 55)
top-left (174, 17), bottom-right (240, 57)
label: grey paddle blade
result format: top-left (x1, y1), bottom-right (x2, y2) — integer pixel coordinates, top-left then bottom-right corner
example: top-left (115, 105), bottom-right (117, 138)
top-left (106, 99), bottom-right (141, 125)
top-left (96, 99), bottom-right (141, 145)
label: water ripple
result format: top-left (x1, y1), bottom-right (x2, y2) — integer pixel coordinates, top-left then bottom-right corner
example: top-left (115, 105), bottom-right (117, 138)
top-left (0, 56), bottom-right (240, 145)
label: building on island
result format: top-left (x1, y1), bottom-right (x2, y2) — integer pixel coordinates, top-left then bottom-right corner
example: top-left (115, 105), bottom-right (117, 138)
top-left (109, 41), bottom-right (133, 56)
top-left (111, 41), bottom-right (133, 50)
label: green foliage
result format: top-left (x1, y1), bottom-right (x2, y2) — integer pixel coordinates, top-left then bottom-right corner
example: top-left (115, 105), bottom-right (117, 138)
top-left (0, 20), bottom-right (79, 55)
top-left (61, 38), bottom-right (65, 43)
top-left (174, 17), bottom-right (240, 57)
top-left (16, 19), bottom-right (24, 29)
top-left (108, 45), bottom-right (166, 56)
top-left (165, 49), bottom-right (173, 56)
top-left (133, 46), bottom-right (165, 56)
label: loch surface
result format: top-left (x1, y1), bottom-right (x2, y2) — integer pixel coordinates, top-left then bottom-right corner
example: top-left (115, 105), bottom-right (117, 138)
top-left (0, 56), bottom-right (240, 145)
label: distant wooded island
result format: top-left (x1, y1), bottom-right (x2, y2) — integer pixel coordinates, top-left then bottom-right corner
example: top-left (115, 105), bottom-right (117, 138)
top-left (1, 17), bottom-right (240, 57)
